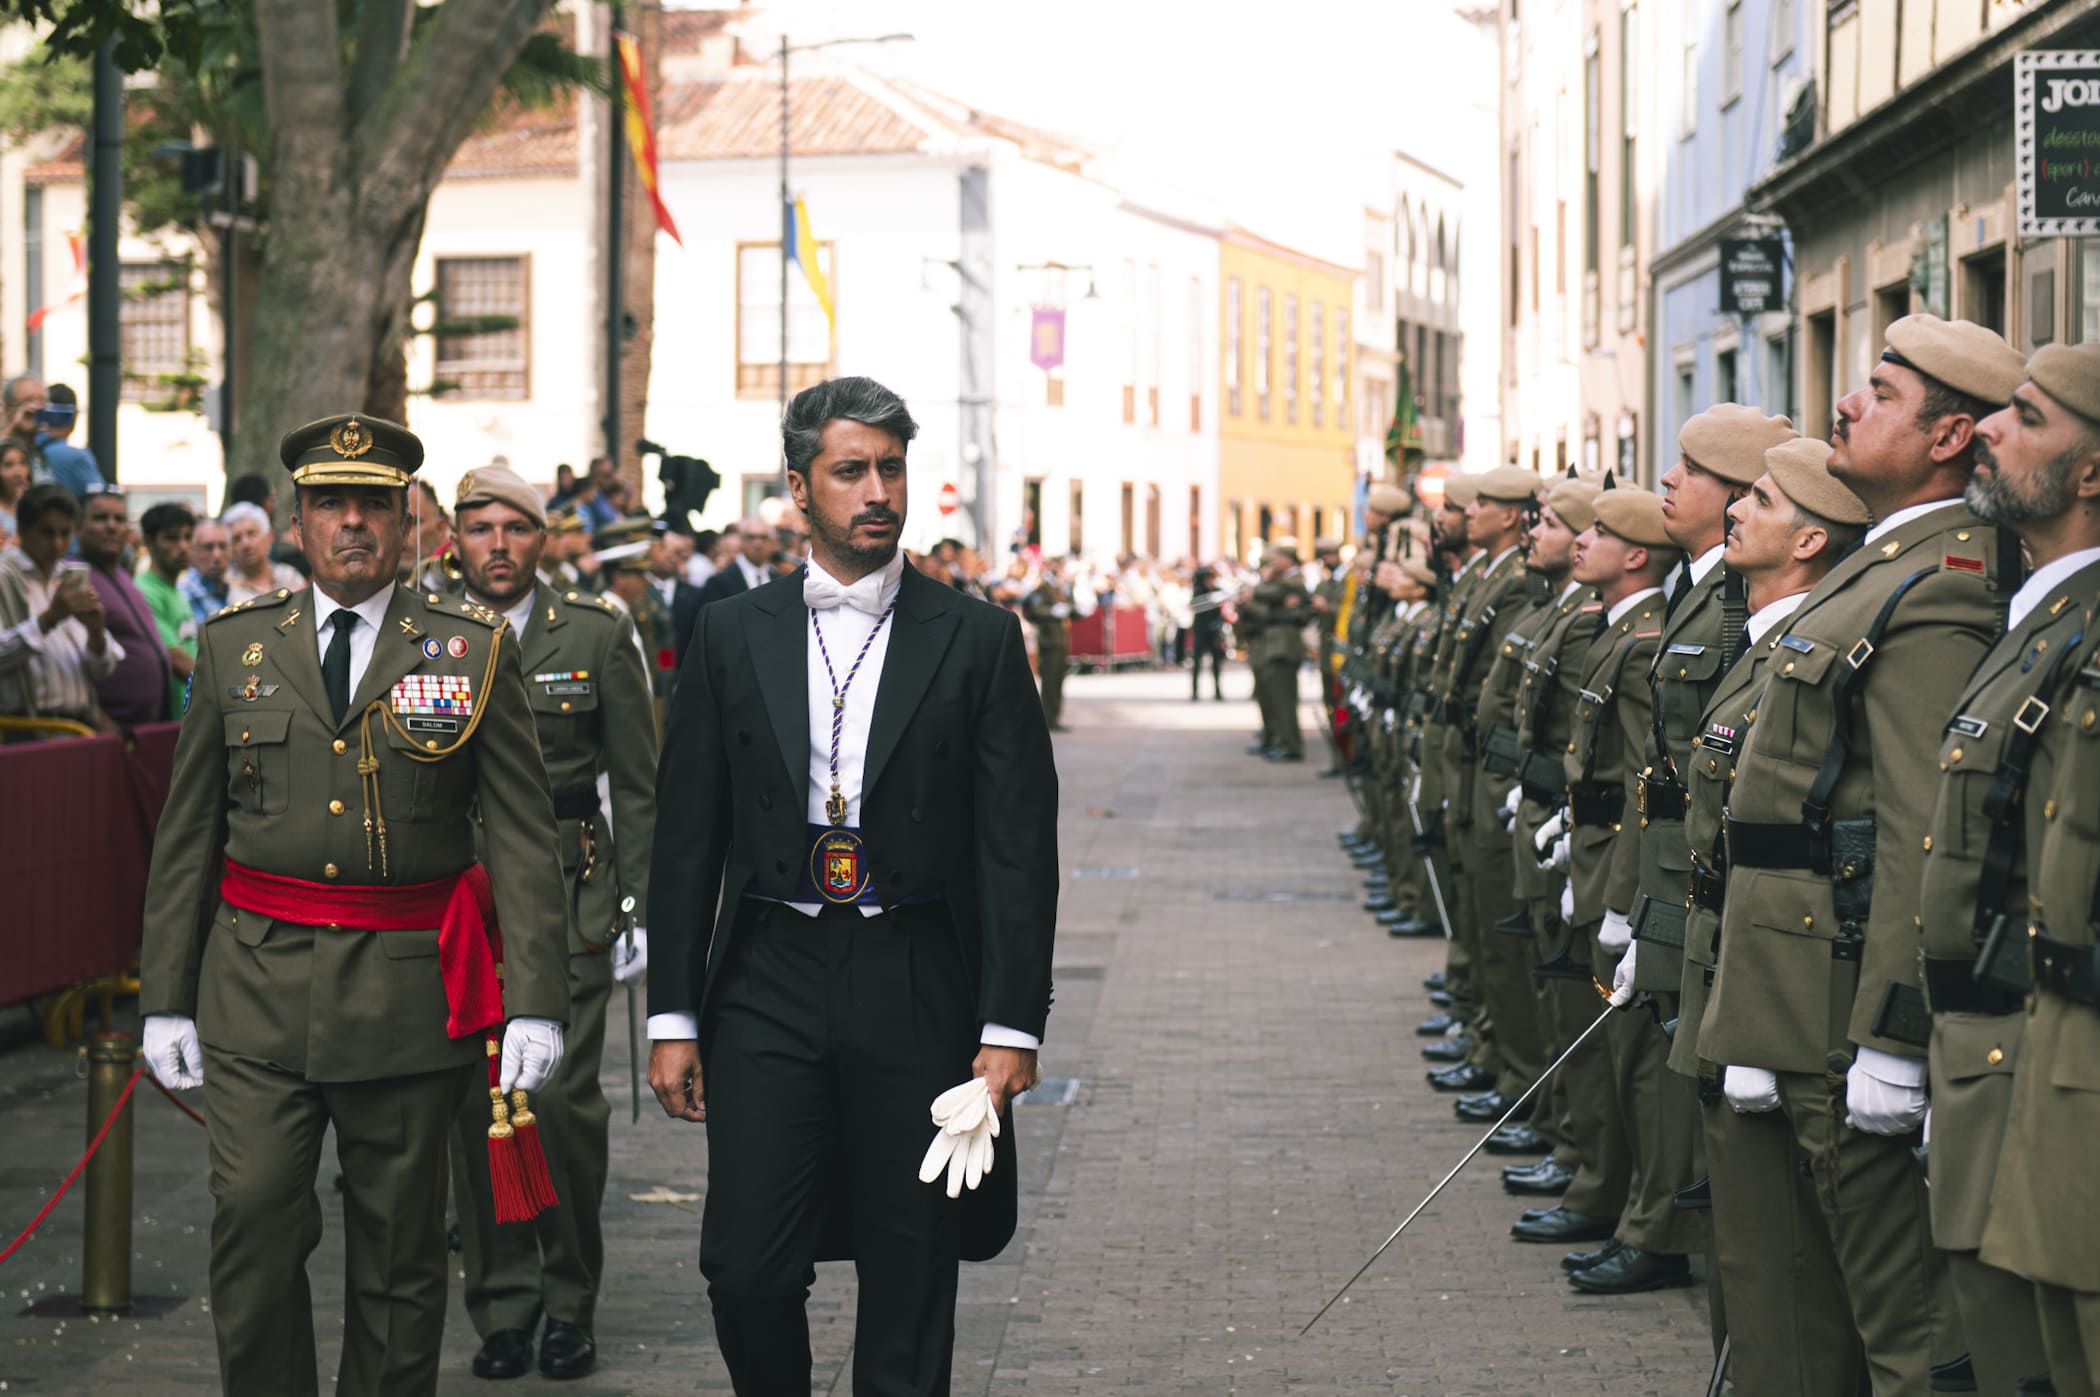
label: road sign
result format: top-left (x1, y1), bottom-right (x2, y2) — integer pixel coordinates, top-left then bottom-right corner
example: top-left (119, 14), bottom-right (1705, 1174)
top-left (938, 481), bottom-right (960, 516)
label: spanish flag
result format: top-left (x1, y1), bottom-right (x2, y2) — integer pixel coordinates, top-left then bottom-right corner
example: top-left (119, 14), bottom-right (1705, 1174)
top-left (787, 197), bottom-right (835, 345)
top-left (614, 31), bottom-right (681, 246)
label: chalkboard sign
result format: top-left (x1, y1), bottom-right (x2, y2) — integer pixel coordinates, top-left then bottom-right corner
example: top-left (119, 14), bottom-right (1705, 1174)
top-left (2017, 51), bottom-right (2100, 237)
top-left (1720, 239), bottom-right (1785, 314)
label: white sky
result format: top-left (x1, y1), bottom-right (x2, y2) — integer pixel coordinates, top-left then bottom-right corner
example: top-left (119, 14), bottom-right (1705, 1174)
top-left (720, 0), bottom-right (1499, 263)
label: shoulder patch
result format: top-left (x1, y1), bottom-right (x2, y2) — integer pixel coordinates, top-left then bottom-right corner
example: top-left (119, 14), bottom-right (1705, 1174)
top-left (1943, 553), bottom-right (1986, 574)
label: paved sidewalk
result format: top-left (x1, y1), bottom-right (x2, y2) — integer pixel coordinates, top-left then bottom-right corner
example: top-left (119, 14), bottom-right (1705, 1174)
top-left (1, 663), bottom-right (1711, 1394)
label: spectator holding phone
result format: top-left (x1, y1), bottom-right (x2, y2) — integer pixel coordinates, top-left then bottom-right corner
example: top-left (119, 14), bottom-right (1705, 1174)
top-left (0, 482), bottom-right (123, 726)
top-left (34, 384), bottom-right (105, 503)
top-left (3, 375), bottom-right (46, 471)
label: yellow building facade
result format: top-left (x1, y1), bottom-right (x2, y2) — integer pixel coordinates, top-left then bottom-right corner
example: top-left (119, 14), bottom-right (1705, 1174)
top-left (1217, 229), bottom-right (1358, 562)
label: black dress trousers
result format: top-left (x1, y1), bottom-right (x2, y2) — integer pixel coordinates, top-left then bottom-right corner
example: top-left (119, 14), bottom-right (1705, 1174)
top-left (699, 897), bottom-right (976, 1397)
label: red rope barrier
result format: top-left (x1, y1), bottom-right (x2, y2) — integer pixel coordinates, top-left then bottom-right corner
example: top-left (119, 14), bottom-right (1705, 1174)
top-left (145, 1069), bottom-right (208, 1128)
top-left (0, 1066), bottom-right (143, 1268)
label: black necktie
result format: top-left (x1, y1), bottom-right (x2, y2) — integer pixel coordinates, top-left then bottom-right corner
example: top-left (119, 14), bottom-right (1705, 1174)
top-left (1724, 622), bottom-right (1754, 675)
top-left (1663, 561), bottom-right (1692, 620)
top-left (323, 610), bottom-right (357, 722)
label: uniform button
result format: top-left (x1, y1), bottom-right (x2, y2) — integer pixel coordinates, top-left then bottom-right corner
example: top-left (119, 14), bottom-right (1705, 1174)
top-left (426, 739), bottom-right (438, 750)
top-left (1957, 530), bottom-right (1972, 542)
top-left (2085, 710), bottom-right (2097, 729)
top-left (935, 739), bottom-right (947, 754)
top-left (911, 807), bottom-right (924, 822)
top-left (328, 800), bottom-right (345, 815)
top-left (1803, 916), bottom-right (1814, 929)
top-left (324, 863), bottom-right (339, 880)
top-left (2045, 799), bottom-right (2058, 819)
top-left (332, 739), bottom-right (347, 754)
top-left (560, 701), bottom-right (572, 712)
top-left (1922, 836), bottom-right (1933, 851)
top-left (241, 728), bottom-right (250, 742)
top-left (326, 922), bottom-right (340, 932)
top-left (1566, 743), bottom-right (1576, 753)
top-left (1783, 662), bottom-right (1795, 674)
top-left (889, 869), bottom-right (903, 883)
top-left (774, 858), bottom-right (789, 874)
top-left (1987, 1047), bottom-right (2004, 1065)
top-left (759, 794), bottom-right (773, 811)
top-left (1950, 747), bottom-right (1964, 763)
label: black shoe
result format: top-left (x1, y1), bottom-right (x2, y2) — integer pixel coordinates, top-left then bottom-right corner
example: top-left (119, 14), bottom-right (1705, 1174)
top-left (1493, 909), bottom-right (1534, 937)
top-left (1381, 911), bottom-right (1436, 937)
top-left (1483, 1123), bottom-right (1553, 1155)
top-left (1364, 896), bottom-right (1398, 914)
top-left (1502, 1159), bottom-right (1572, 1196)
top-left (472, 1329), bottom-right (535, 1380)
top-left (1930, 1354), bottom-right (1978, 1393)
top-left (1265, 749), bottom-right (1304, 763)
top-left (1672, 1176), bottom-right (1711, 1210)
top-left (538, 1319), bottom-right (596, 1380)
top-left (1510, 1207), bottom-right (1619, 1244)
top-left (1338, 830), bottom-right (1368, 848)
top-left (1350, 851), bottom-right (1386, 870)
top-left (1426, 988), bottom-right (1455, 1007)
top-left (1319, 766), bottom-right (1346, 779)
top-left (1415, 1012), bottom-right (1461, 1037)
top-left (1362, 873), bottom-right (1391, 889)
top-left (1427, 1063), bottom-right (1495, 1092)
top-left (1421, 1035), bottom-right (1475, 1063)
top-left (1423, 971), bottom-right (1446, 992)
top-left (1456, 1091), bottom-right (1531, 1123)
top-left (1246, 742), bottom-right (1273, 756)
top-left (1568, 1246), bottom-right (1692, 1294)
top-left (1560, 1239), bottom-right (1624, 1274)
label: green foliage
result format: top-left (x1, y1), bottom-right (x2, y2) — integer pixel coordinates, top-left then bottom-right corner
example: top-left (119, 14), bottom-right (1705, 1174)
top-left (0, 0), bottom-right (211, 72)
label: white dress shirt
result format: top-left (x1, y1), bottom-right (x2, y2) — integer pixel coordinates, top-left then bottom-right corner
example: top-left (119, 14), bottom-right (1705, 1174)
top-left (1606, 586), bottom-right (1663, 628)
top-left (1747, 591), bottom-right (1811, 646)
top-left (309, 586), bottom-right (396, 698)
top-left (1862, 497), bottom-right (1963, 549)
top-left (649, 551), bottom-right (1037, 1050)
top-left (1687, 542), bottom-right (1726, 589)
top-left (736, 555), bottom-right (768, 593)
top-left (2008, 546), bottom-right (2100, 631)
top-left (0, 548), bottom-right (125, 716)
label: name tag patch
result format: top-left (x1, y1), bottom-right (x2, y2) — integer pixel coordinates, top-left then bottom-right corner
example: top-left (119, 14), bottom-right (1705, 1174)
top-left (543, 681), bottom-right (592, 696)
top-left (1778, 634), bottom-right (1816, 654)
top-left (404, 715), bottom-right (461, 734)
top-left (392, 674), bottom-right (474, 716)
top-left (1948, 715), bottom-right (1990, 739)
top-left (1665, 642), bottom-right (1708, 656)
top-left (1701, 723), bottom-right (1739, 757)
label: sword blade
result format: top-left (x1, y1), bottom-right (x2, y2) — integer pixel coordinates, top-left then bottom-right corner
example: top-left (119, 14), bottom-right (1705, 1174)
top-left (1404, 773), bottom-right (1455, 941)
top-left (1706, 1334), bottom-right (1731, 1397)
top-left (1299, 1002), bottom-right (1617, 1335)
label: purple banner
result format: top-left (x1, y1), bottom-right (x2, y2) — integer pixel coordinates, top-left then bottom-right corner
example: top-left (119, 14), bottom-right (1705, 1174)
top-left (1030, 307), bottom-right (1066, 372)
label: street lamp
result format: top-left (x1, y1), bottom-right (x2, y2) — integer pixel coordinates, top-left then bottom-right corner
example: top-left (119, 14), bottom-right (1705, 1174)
top-left (776, 30), bottom-right (914, 482)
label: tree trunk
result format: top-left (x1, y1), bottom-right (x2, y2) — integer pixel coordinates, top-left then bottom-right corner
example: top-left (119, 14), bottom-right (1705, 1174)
top-left (362, 203), bottom-right (430, 424)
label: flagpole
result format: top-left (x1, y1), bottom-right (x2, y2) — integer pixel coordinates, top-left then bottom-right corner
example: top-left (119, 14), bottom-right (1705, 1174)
top-left (605, 0), bottom-right (626, 473)
top-left (778, 33), bottom-right (791, 490)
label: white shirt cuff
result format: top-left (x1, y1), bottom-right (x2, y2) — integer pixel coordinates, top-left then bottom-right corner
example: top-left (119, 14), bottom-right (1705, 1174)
top-left (647, 1012), bottom-right (699, 1041)
top-left (980, 1023), bottom-right (1041, 1050)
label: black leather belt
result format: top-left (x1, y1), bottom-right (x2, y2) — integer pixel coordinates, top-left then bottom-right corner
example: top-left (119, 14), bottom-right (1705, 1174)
top-left (1567, 783), bottom-right (1625, 828)
top-left (1722, 815), bottom-right (1815, 869)
top-left (1639, 774), bottom-right (1687, 822)
top-left (1921, 954), bottom-right (2025, 1017)
top-left (1689, 866), bottom-right (1726, 913)
top-left (2033, 927), bottom-right (2100, 1009)
top-left (551, 788), bottom-right (601, 821)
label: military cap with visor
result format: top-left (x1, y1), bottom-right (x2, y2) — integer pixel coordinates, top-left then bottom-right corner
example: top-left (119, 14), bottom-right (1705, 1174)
top-left (278, 413), bottom-right (424, 489)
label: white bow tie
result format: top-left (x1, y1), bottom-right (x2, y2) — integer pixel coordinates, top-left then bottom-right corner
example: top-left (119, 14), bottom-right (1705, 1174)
top-left (803, 567), bottom-right (889, 617)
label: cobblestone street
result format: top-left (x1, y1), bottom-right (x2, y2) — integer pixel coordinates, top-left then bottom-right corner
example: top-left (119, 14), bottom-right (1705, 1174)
top-left (1, 665), bottom-right (1712, 1394)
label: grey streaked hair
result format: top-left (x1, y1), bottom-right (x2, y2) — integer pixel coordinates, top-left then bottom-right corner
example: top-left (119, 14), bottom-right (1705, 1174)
top-left (781, 376), bottom-right (918, 477)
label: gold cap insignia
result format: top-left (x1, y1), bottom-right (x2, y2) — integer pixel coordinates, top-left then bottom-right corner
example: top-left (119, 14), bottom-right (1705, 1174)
top-left (330, 418), bottom-right (373, 459)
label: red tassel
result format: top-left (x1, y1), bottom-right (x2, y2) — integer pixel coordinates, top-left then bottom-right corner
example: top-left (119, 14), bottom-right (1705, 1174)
top-left (508, 1090), bottom-right (560, 1214)
top-left (483, 1035), bottom-right (555, 1223)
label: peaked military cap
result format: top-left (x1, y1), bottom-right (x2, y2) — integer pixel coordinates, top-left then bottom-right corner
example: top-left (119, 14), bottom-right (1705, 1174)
top-left (1883, 314), bottom-right (2027, 408)
top-left (2025, 342), bottom-right (2100, 426)
top-left (279, 413), bottom-right (423, 489)
top-left (1763, 437), bottom-right (1871, 526)
top-left (1679, 404), bottom-right (1796, 485)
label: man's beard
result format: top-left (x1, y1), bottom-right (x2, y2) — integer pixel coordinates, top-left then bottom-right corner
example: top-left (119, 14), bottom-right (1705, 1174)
top-left (810, 503), bottom-right (901, 571)
top-left (1966, 442), bottom-right (2077, 524)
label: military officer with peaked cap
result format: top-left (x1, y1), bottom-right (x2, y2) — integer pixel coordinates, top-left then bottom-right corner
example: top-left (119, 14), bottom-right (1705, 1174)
top-left (1684, 437), bottom-right (1873, 1393)
top-left (1699, 313), bottom-right (2029, 1389)
top-left (443, 465), bottom-right (660, 1382)
top-left (1934, 341), bottom-right (2100, 1395)
top-left (135, 414), bottom-right (571, 1397)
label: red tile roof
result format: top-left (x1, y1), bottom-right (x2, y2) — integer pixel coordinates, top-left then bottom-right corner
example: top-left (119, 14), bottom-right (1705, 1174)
top-left (657, 71), bottom-right (930, 160)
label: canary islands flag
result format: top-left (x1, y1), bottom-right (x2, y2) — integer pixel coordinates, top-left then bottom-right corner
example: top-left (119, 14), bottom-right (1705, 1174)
top-left (787, 197), bottom-right (835, 344)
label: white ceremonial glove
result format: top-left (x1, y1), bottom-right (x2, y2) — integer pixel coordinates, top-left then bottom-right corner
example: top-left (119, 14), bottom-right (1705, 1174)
top-left (142, 1013), bottom-right (204, 1090)
top-left (1502, 786), bottom-right (1523, 820)
top-left (1543, 834), bottom-right (1570, 872)
top-left (1723, 1065), bottom-right (1781, 1114)
top-left (500, 1017), bottom-right (566, 1095)
top-left (918, 1075), bottom-right (1001, 1199)
top-left (1923, 1106), bottom-right (1932, 1149)
top-left (1558, 880), bottom-right (1575, 925)
top-left (1609, 943), bottom-right (1638, 1007)
top-left (1845, 1045), bottom-right (1929, 1136)
top-left (1532, 810), bottom-right (1566, 856)
top-left (612, 927), bottom-right (649, 986)
top-left (1598, 908), bottom-right (1634, 954)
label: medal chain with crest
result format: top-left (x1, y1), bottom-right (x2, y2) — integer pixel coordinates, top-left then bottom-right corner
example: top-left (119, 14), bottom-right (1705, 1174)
top-left (810, 602), bottom-right (895, 825)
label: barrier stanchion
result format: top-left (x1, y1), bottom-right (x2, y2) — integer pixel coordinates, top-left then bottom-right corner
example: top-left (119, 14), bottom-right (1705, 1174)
top-left (81, 1031), bottom-right (135, 1313)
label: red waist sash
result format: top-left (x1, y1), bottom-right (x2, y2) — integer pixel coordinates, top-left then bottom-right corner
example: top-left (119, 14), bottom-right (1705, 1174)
top-left (219, 859), bottom-right (506, 1041)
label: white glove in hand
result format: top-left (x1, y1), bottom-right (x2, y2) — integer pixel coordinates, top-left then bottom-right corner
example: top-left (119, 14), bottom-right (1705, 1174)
top-left (1608, 943), bottom-right (1638, 1007)
top-left (1532, 810), bottom-right (1566, 857)
top-left (1598, 908), bottom-right (1634, 953)
top-left (612, 927), bottom-right (648, 986)
top-left (918, 1076), bottom-right (1001, 1199)
top-left (142, 1013), bottom-right (204, 1090)
top-left (1558, 880), bottom-right (1575, 926)
top-left (500, 1017), bottom-right (565, 1095)
top-left (1544, 835), bottom-right (1570, 872)
top-left (1845, 1045), bottom-right (1929, 1136)
top-left (1723, 1065), bottom-right (1781, 1113)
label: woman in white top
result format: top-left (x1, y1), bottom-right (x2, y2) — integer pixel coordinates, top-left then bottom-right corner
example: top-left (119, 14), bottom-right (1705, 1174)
top-left (0, 482), bottom-right (123, 725)
top-left (221, 501), bottom-right (303, 605)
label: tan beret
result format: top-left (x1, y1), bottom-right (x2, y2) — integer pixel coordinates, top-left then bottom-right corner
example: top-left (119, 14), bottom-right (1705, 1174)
top-left (1883, 314), bottom-right (2027, 408)
top-left (1401, 554), bottom-right (1438, 586)
top-left (1314, 535), bottom-right (1342, 553)
top-left (1366, 481), bottom-right (1410, 515)
top-left (455, 464), bottom-right (547, 528)
top-left (1593, 489), bottom-right (1673, 547)
top-left (1475, 464), bottom-right (1541, 503)
top-left (1544, 478), bottom-right (1602, 535)
top-left (1440, 473), bottom-right (1479, 509)
top-left (2025, 343), bottom-right (2100, 426)
top-left (1762, 437), bottom-right (1871, 526)
top-left (1679, 404), bottom-right (1796, 485)
top-left (1269, 536), bottom-right (1300, 558)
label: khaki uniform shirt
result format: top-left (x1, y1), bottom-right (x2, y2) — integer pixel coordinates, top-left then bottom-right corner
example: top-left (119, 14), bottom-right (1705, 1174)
top-left (1563, 592), bottom-right (1664, 925)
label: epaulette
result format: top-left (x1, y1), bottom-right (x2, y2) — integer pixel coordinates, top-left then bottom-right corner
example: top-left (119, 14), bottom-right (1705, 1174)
top-left (205, 587), bottom-right (294, 623)
top-left (420, 590), bottom-right (503, 629)
top-left (553, 588), bottom-right (621, 623)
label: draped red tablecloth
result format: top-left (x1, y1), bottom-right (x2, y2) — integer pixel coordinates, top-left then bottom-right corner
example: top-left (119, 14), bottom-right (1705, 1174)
top-left (1066, 605), bottom-right (1153, 666)
top-left (0, 722), bottom-right (183, 1006)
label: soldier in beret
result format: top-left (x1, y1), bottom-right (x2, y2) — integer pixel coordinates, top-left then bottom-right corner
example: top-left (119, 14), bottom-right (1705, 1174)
top-left (1934, 342), bottom-right (2100, 1394)
top-left (444, 466), bottom-right (659, 1382)
top-left (1240, 538), bottom-right (1311, 761)
top-left (1699, 314), bottom-right (2027, 1389)
top-left (136, 415), bottom-right (570, 1397)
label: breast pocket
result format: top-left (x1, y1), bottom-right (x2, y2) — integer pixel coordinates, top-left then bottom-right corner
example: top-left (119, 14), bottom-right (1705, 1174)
top-left (1754, 636), bottom-right (1841, 765)
top-left (224, 709), bottom-right (292, 816)
top-left (1935, 718), bottom-right (2006, 859)
top-left (382, 723), bottom-right (452, 813)
top-left (1658, 645), bottom-right (1722, 742)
